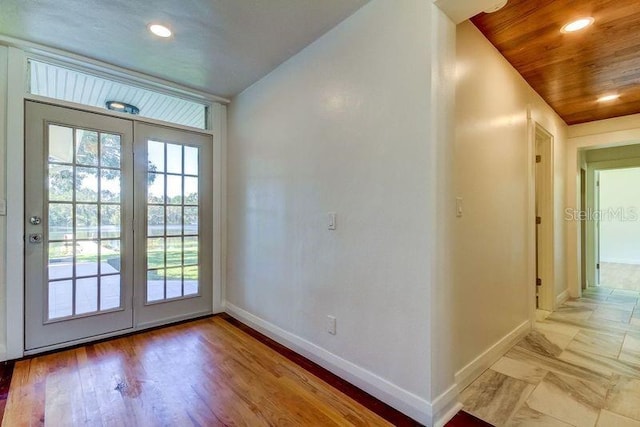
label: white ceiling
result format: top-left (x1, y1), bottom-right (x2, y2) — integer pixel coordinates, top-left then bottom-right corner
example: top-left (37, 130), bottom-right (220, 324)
top-left (0, 0), bottom-right (369, 98)
top-left (30, 61), bottom-right (207, 129)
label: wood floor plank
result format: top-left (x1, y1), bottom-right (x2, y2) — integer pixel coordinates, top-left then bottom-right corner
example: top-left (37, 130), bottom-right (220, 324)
top-left (4, 316), bottom-right (393, 426)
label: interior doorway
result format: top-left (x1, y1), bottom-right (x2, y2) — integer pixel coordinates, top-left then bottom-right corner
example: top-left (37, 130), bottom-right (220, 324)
top-left (24, 101), bottom-right (213, 353)
top-left (534, 124), bottom-right (554, 311)
top-left (594, 167), bottom-right (640, 291)
top-left (583, 145), bottom-right (640, 293)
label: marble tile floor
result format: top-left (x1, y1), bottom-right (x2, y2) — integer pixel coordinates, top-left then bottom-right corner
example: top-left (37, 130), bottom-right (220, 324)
top-left (460, 286), bottom-right (640, 427)
top-left (600, 263), bottom-right (640, 292)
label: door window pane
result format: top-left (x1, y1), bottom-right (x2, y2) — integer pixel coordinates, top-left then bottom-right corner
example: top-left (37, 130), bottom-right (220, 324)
top-left (166, 175), bottom-right (182, 204)
top-left (100, 205), bottom-right (121, 239)
top-left (48, 280), bottom-right (73, 319)
top-left (100, 275), bottom-right (121, 310)
top-left (100, 133), bottom-right (121, 168)
top-left (148, 173), bottom-right (165, 203)
top-left (147, 270), bottom-right (165, 302)
top-left (184, 266), bottom-right (198, 296)
top-left (148, 140), bottom-right (165, 172)
top-left (166, 206), bottom-right (182, 236)
top-left (49, 203), bottom-right (73, 240)
top-left (184, 177), bottom-right (198, 204)
top-left (101, 170), bottom-right (121, 203)
top-left (48, 165), bottom-right (74, 202)
top-left (166, 144), bottom-right (182, 174)
top-left (76, 130), bottom-right (99, 166)
top-left (48, 125), bottom-right (73, 163)
top-left (76, 167), bottom-right (99, 202)
top-left (166, 237), bottom-right (182, 267)
top-left (76, 241), bottom-right (98, 277)
top-left (166, 267), bottom-right (182, 298)
top-left (184, 146), bottom-right (198, 176)
top-left (76, 277), bottom-right (98, 315)
top-left (147, 205), bottom-right (164, 236)
top-left (183, 237), bottom-right (198, 265)
top-left (100, 240), bottom-right (121, 273)
top-left (76, 204), bottom-right (98, 239)
top-left (184, 207), bottom-right (198, 235)
top-left (147, 238), bottom-right (165, 269)
top-left (48, 242), bottom-right (73, 280)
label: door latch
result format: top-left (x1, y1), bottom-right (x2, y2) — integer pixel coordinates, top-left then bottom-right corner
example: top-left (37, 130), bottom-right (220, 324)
top-left (29, 233), bottom-right (43, 244)
top-left (29, 216), bottom-right (42, 225)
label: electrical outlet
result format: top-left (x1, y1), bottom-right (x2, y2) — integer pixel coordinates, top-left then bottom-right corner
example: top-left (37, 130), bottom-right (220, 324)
top-left (327, 315), bottom-right (336, 335)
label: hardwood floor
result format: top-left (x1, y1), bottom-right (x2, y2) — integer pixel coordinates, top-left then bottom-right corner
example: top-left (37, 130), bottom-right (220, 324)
top-left (3, 316), bottom-right (395, 426)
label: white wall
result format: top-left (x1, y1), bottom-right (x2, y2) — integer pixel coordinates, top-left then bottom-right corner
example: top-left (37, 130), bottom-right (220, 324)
top-left (598, 168), bottom-right (640, 264)
top-left (453, 21), bottom-right (568, 384)
top-left (227, 0), bottom-right (454, 423)
top-left (566, 114), bottom-right (640, 295)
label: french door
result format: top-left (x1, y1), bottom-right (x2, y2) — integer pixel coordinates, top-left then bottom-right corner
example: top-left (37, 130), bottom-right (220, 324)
top-left (25, 101), bottom-right (212, 351)
top-left (133, 123), bottom-right (212, 327)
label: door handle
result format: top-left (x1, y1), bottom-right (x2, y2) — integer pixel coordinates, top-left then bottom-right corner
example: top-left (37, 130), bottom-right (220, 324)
top-left (29, 233), bottom-right (43, 244)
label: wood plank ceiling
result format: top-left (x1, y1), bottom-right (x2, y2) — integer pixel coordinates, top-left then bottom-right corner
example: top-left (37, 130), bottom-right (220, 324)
top-left (471, 0), bottom-right (640, 125)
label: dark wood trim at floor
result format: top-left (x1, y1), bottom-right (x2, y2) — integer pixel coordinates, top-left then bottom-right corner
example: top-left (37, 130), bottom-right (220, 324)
top-left (220, 313), bottom-right (423, 426)
top-left (0, 360), bottom-right (15, 422)
top-left (446, 411), bottom-right (494, 426)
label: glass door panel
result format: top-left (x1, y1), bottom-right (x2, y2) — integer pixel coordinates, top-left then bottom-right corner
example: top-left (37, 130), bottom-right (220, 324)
top-left (25, 101), bottom-right (134, 351)
top-left (134, 123), bottom-right (212, 327)
top-left (45, 127), bottom-right (123, 320)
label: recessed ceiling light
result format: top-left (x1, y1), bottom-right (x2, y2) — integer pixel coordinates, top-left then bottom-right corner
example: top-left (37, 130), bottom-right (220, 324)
top-left (597, 94), bottom-right (620, 103)
top-left (561, 17), bottom-right (594, 33)
top-left (148, 24), bottom-right (172, 38)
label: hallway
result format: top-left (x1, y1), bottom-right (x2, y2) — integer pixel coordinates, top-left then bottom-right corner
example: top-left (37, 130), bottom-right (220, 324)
top-left (460, 287), bottom-right (640, 426)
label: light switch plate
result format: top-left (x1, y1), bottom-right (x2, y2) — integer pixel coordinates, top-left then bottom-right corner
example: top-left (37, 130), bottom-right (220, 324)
top-left (328, 212), bottom-right (336, 230)
top-left (0, 199), bottom-right (6, 216)
top-left (456, 197), bottom-right (463, 218)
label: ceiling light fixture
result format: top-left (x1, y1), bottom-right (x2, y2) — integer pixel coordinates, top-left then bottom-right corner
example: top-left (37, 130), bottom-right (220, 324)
top-left (483, 0), bottom-right (508, 14)
top-left (148, 24), bottom-right (172, 38)
top-left (106, 101), bottom-right (140, 115)
top-left (561, 17), bottom-right (595, 33)
top-left (597, 94), bottom-right (620, 103)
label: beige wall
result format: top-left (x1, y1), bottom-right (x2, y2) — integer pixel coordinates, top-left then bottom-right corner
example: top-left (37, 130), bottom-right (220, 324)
top-left (454, 22), bottom-right (568, 379)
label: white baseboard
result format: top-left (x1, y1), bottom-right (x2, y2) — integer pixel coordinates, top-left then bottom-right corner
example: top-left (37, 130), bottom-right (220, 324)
top-left (454, 320), bottom-right (531, 392)
top-left (225, 303), bottom-right (433, 425)
top-left (555, 289), bottom-right (570, 307)
top-left (431, 383), bottom-right (463, 427)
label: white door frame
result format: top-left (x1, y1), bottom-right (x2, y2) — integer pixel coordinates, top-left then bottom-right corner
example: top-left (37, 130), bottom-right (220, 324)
top-left (533, 123), bottom-right (555, 311)
top-left (4, 47), bottom-right (227, 360)
top-left (585, 157), bottom-right (640, 289)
